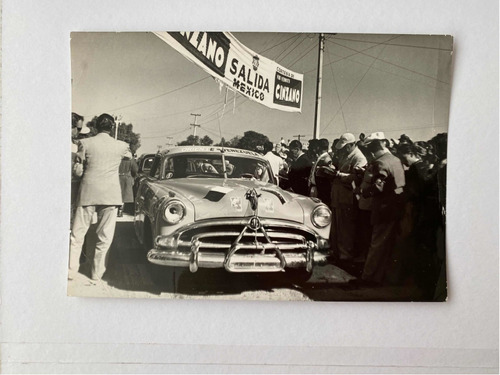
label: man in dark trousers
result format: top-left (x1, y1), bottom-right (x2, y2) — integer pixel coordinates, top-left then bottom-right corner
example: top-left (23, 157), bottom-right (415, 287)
top-left (330, 133), bottom-right (367, 265)
top-left (68, 113), bottom-right (131, 282)
top-left (287, 140), bottom-right (312, 196)
top-left (361, 134), bottom-right (405, 285)
top-left (308, 138), bottom-right (332, 205)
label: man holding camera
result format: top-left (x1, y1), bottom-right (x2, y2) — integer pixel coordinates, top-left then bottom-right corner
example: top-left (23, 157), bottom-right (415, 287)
top-left (360, 133), bottom-right (405, 285)
top-left (320, 133), bottom-right (367, 267)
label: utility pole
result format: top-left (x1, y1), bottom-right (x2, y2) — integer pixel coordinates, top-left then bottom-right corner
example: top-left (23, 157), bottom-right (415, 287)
top-left (293, 134), bottom-right (306, 143)
top-left (313, 33), bottom-right (325, 140)
top-left (114, 115), bottom-right (122, 140)
top-left (190, 113), bottom-right (201, 136)
top-left (165, 136), bottom-right (173, 148)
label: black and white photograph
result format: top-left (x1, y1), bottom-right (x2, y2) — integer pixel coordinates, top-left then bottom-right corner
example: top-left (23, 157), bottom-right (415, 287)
top-left (2, 0), bottom-right (499, 372)
top-left (69, 32), bottom-right (452, 301)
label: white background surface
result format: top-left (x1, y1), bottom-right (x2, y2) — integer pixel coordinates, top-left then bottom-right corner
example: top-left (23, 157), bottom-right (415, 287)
top-left (1, 0), bottom-right (498, 373)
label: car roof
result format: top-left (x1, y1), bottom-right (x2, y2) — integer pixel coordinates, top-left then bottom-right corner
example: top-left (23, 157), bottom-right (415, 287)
top-left (159, 146), bottom-right (263, 158)
top-left (138, 153), bottom-right (156, 159)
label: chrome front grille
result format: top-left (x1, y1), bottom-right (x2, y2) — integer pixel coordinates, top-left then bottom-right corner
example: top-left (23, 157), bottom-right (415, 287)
top-left (177, 223), bottom-right (316, 252)
top-left (153, 218), bottom-right (320, 273)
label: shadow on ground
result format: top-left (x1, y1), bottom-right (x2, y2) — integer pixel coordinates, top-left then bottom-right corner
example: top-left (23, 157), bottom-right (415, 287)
top-left (98, 221), bottom-right (304, 297)
top-left (77, 220), bottom-right (433, 301)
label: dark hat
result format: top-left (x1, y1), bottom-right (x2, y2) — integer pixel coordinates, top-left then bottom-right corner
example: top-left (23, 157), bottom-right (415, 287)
top-left (289, 140), bottom-right (302, 150)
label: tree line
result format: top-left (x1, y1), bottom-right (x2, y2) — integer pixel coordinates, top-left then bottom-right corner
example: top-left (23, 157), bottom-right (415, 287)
top-left (177, 131), bottom-right (270, 152)
top-left (86, 116), bottom-right (141, 154)
top-left (86, 115), bottom-right (271, 154)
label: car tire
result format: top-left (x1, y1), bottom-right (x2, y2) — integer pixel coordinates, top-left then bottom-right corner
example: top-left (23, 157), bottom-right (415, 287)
top-left (286, 268), bottom-right (312, 286)
top-left (148, 263), bottom-right (181, 290)
top-left (142, 218), bottom-right (156, 254)
top-left (143, 219), bottom-right (177, 289)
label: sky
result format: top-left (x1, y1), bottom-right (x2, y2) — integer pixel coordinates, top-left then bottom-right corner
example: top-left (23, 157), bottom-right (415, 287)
top-left (71, 32), bottom-right (453, 154)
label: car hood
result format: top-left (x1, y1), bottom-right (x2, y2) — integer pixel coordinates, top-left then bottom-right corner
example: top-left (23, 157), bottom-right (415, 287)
top-left (156, 178), bottom-right (306, 223)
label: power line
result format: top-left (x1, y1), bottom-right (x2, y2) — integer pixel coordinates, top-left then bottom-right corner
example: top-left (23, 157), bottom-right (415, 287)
top-left (190, 113), bottom-right (201, 136)
top-left (199, 96), bottom-right (249, 127)
top-left (321, 41), bottom-right (390, 136)
top-left (199, 95), bottom-right (248, 126)
top-left (105, 76), bottom-right (211, 114)
top-left (326, 38), bottom-right (451, 85)
top-left (141, 126), bottom-right (191, 139)
top-left (197, 120), bottom-right (240, 140)
top-left (278, 34), bottom-right (308, 63)
top-left (198, 93), bottom-right (242, 123)
top-left (304, 34), bottom-right (402, 74)
top-left (327, 52), bottom-right (347, 133)
top-left (259, 33), bottom-right (299, 54)
top-left (305, 34), bottom-right (451, 95)
top-left (273, 34), bottom-right (303, 61)
top-left (85, 34), bottom-right (302, 120)
top-left (319, 48), bottom-right (450, 93)
top-left (140, 100), bottom-right (222, 121)
top-left (288, 42), bottom-right (319, 68)
top-left (328, 36), bottom-right (452, 52)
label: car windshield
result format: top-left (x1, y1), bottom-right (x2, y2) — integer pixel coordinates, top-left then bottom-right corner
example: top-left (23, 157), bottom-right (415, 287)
top-left (161, 153), bottom-right (273, 183)
top-left (141, 156), bottom-right (155, 173)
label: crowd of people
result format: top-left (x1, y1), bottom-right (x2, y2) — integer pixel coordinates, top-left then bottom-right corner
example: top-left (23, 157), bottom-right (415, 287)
top-left (70, 110), bottom-right (447, 299)
top-left (261, 131), bottom-right (447, 300)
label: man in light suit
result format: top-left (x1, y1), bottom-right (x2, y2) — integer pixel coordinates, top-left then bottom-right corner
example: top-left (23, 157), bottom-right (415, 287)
top-left (68, 114), bottom-right (131, 281)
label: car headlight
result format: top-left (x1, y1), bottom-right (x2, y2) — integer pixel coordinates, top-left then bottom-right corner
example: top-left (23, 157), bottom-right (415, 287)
top-left (311, 205), bottom-right (331, 228)
top-left (163, 200), bottom-right (186, 225)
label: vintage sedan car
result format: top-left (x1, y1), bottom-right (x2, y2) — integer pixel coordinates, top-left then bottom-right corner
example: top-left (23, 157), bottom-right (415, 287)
top-left (134, 146), bottom-right (332, 284)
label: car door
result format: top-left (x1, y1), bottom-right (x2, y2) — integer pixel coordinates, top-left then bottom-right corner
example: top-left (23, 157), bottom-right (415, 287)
top-left (134, 154), bottom-right (162, 241)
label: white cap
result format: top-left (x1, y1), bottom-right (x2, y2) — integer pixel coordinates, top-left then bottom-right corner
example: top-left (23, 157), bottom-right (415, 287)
top-left (363, 132), bottom-right (386, 144)
top-left (79, 126), bottom-right (91, 135)
top-left (335, 133), bottom-right (356, 150)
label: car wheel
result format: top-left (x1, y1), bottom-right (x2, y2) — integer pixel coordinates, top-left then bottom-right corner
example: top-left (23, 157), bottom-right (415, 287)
top-left (286, 268), bottom-right (312, 286)
top-left (148, 263), bottom-right (181, 290)
top-left (142, 218), bottom-right (155, 254)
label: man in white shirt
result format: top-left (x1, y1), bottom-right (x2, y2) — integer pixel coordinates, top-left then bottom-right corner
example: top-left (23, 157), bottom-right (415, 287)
top-left (262, 141), bottom-right (284, 185)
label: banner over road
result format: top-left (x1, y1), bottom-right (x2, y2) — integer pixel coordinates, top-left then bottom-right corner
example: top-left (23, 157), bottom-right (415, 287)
top-left (154, 32), bottom-right (304, 113)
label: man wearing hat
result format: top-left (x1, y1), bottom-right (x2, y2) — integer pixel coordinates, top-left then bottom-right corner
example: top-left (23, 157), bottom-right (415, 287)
top-left (77, 125), bottom-right (91, 139)
top-left (323, 133), bottom-right (367, 266)
top-left (360, 132), bottom-right (405, 285)
top-left (68, 113), bottom-right (131, 282)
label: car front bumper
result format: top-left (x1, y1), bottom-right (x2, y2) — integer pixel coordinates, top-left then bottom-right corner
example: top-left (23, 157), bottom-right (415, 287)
top-left (147, 218), bottom-right (330, 273)
top-left (148, 247), bottom-right (329, 272)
